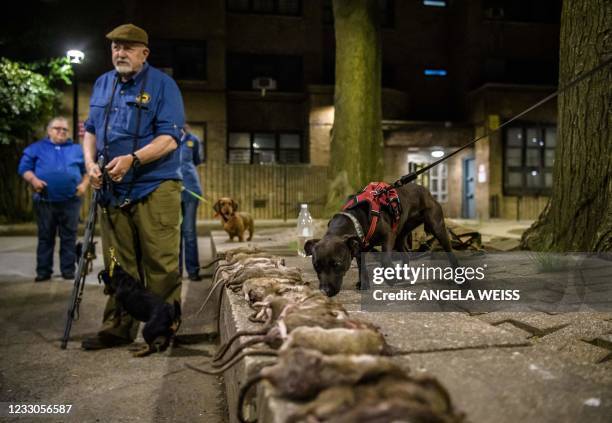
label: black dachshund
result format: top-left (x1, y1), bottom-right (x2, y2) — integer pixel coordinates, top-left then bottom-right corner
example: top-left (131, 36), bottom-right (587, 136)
top-left (98, 262), bottom-right (181, 357)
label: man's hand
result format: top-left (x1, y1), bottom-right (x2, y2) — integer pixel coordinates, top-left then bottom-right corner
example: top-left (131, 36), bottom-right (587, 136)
top-left (105, 154), bottom-right (134, 182)
top-left (76, 182), bottom-right (88, 197)
top-left (87, 162), bottom-right (103, 189)
top-left (30, 176), bottom-right (47, 193)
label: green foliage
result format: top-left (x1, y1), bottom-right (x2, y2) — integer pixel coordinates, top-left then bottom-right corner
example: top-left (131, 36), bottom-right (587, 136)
top-left (0, 57), bottom-right (72, 144)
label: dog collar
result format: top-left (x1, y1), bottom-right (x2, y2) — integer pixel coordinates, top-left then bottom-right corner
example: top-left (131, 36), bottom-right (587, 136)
top-left (217, 212), bottom-right (230, 223)
top-left (337, 212), bottom-right (365, 242)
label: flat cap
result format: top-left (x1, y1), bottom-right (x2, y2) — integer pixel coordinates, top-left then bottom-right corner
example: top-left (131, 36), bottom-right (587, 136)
top-left (106, 23), bottom-right (148, 45)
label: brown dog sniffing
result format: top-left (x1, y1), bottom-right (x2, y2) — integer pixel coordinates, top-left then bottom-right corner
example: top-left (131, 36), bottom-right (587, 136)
top-left (213, 197), bottom-right (254, 242)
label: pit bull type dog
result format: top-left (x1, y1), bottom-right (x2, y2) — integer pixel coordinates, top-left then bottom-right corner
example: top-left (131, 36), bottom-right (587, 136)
top-left (98, 264), bottom-right (181, 357)
top-left (305, 183), bottom-right (457, 296)
top-left (213, 197), bottom-right (254, 242)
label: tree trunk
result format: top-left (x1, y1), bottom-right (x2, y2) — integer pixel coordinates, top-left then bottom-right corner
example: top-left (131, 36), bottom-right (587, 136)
top-left (330, 0), bottom-right (384, 194)
top-left (521, 0), bottom-right (612, 252)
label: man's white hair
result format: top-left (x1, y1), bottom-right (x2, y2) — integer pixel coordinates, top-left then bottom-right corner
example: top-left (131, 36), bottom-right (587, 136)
top-left (47, 116), bottom-right (69, 130)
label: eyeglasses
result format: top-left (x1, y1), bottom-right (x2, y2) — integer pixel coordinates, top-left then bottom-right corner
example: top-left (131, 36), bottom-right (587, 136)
top-left (52, 127), bottom-right (69, 132)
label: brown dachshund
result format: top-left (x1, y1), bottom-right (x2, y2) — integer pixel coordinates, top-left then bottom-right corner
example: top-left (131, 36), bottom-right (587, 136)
top-left (213, 197), bottom-right (254, 242)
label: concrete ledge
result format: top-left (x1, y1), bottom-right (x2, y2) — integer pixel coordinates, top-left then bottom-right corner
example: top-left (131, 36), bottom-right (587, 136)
top-left (211, 229), bottom-right (612, 423)
top-left (219, 280), bottom-right (279, 423)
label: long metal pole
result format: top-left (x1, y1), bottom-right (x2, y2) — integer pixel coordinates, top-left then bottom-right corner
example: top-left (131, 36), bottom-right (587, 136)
top-left (72, 68), bottom-right (79, 142)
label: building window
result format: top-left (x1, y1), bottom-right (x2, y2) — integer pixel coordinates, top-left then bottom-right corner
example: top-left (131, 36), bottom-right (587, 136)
top-left (423, 0), bottom-right (447, 7)
top-left (148, 40), bottom-right (207, 81)
top-left (482, 0), bottom-right (561, 23)
top-left (228, 0), bottom-right (301, 16)
top-left (504, 124), bottom-right (556, 195)
top-left (322, 0), bottom-right (333, 25)
top-left (227, 53), bottom-right (303, 92)
top-left (424, 69), bottom-right (447, 77)
top-left (323, 0), bottom-right (394, 28)
top-left (382, 63), bottom-right (396, 88)
top-left (228, 132), bottom-right (305, 164)
top-left (429, 162), bottom-right (448, 202)
top-left (379, 0), bottom-right (395, 28)
top-left (408, 160), bottom-right (447, 203)
top-left (484, 59), bottom-right (558, 85)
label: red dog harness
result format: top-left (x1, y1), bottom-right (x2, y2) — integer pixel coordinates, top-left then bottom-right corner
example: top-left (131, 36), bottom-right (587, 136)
top-left (341, 182), bottom-right (402, 247)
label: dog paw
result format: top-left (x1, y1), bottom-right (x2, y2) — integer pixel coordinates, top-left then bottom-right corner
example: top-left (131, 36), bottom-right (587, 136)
top-left (152, 336), bottom-right (171, 353)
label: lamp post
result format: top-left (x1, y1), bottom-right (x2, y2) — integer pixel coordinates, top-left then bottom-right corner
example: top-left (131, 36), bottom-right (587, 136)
top-left (66, 49), bottom-right (84, 142)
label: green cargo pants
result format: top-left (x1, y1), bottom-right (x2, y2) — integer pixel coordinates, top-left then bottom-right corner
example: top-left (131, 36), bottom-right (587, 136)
top-left (98, 180), bottom-right (182, 341)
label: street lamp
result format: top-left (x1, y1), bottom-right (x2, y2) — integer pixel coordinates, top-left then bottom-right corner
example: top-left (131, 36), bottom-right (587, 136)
top-left (66, 49), bottom-right (85, 142)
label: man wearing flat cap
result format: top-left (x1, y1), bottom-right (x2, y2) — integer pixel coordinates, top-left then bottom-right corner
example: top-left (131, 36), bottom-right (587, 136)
top-left (81, 23), bottom-right (185, 350)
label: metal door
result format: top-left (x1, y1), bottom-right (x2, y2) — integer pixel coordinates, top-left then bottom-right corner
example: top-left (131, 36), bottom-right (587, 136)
top-left (463, 158), bottom-right (476, 218)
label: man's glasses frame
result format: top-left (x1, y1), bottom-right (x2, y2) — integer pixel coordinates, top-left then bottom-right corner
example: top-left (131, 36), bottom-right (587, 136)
top-left (51, 127), bottom-right (69, 132)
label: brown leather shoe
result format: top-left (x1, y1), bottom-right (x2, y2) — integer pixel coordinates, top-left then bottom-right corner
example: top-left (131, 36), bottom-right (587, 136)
top-left (81, 333), bottom-right (132, 350)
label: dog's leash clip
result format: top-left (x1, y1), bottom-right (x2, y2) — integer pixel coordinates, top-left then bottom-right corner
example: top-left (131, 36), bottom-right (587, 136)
top-left (118, 198), bottom-right (133, 210)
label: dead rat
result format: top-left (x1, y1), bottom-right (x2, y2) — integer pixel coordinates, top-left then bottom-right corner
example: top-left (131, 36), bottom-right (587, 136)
top-left (242, 277), bottom-right (311, 305)
top-left (212, 293), bottom-right (351, 365)
top-left (232, 348), bottom-right (405, 422)
top-left (288, 374), bottom-right (464, 423)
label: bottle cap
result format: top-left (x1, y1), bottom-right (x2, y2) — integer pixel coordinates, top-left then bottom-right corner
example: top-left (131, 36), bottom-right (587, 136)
top-left (301, 204), bottom-right (308, 208)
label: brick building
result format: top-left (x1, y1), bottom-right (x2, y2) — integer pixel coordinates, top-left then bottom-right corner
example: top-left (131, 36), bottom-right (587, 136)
top-left (4, 0), bottom-right (562, 220)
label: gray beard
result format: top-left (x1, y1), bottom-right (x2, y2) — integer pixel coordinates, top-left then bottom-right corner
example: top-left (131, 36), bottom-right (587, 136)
top-left (115, 64), bottom-right (135, 79)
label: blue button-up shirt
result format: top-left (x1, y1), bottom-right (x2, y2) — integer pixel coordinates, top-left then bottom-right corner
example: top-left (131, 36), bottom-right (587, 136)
top-left (18, 138), bottom-right (85, 202)
top-left (180, 132), bottom-right (203, 201)
top-left (85, 63), bottom-right (185, 204)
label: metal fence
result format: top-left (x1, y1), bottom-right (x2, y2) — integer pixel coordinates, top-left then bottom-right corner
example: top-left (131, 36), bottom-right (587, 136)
top-left (76, 163), bottom-right (331, 221)
top-left (198, 163), bottom-right (330, 220)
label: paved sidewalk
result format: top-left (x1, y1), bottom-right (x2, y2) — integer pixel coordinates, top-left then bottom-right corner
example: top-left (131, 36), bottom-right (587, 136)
top-left (0, 235), bottom-right (227, 422)
top-left (212, 227), bottom-right (612, 423)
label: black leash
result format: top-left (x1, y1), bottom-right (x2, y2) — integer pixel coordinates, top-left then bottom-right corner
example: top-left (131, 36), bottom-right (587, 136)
top-left (392, 56), bottom-right (612, 188)
top-left (119, 68), bottom-right (149, 209)
top-left (99, 68), bottom-right (149, 208)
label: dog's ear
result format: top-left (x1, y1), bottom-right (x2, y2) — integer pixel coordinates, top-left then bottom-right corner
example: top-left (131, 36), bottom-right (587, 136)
top-left (304, 239), bottom-right (320, 256)
top-left (232, 200), bottom-right (239, 211)
top-left (213, 200), bottom-right (221, 215)
top-left (344, 236), bottom-right (362, 258)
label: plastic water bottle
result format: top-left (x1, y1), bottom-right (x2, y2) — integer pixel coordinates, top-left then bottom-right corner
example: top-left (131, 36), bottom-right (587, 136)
top-left (297, 203), bottom-right (314, 257)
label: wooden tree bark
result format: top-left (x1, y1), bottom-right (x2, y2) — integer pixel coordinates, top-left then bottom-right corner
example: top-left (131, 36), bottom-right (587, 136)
top-left (330, 0), bottom-right (384, 193)
top-left (521, 0), bottom-right (612, 252)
